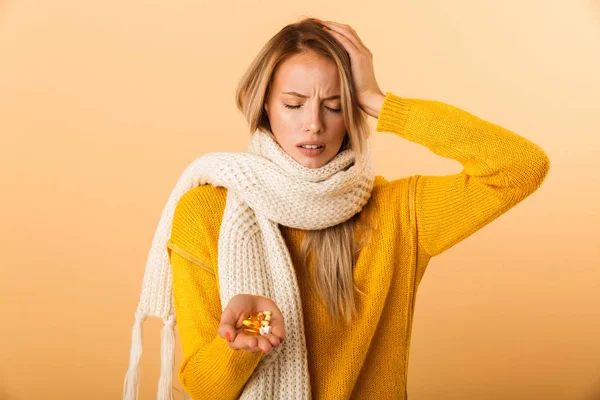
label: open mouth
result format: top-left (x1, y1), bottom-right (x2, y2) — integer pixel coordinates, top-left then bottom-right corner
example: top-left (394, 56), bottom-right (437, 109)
top-left (297, 146), bottom-right (325, 156)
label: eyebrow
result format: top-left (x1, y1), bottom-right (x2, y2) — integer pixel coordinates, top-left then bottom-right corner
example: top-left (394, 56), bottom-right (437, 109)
top-left (281, 91), bottom-right (340, 100)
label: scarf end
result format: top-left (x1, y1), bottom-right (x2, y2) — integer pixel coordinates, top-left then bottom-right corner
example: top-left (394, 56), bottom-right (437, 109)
top-left (157, 315), bottom-right (176, 400)
top-left (123, 312), bottom-right (180, 400)
top-left (123, 311), bottom-right (147, 400)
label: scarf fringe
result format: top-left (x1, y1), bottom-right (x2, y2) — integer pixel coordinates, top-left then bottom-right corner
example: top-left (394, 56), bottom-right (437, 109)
top-left (123, 310), bottom-right (146, 400)
top-left (158, 315), bottom-right (176, 400)
top-left (123, 311), bottom-right (192, 400)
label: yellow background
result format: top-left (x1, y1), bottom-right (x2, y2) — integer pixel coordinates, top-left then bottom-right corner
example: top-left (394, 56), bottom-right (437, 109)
top-left (1, 1), bottom-right (598, 399)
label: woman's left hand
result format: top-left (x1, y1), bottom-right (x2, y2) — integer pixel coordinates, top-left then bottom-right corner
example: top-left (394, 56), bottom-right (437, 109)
top-left (318, 19), bottom-right (385, 118)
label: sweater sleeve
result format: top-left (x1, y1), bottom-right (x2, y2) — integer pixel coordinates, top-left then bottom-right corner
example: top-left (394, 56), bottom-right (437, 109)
top-left (167, 190), bottom-right (263, 399)
top-left (376, 92), bottom-right (551, 257)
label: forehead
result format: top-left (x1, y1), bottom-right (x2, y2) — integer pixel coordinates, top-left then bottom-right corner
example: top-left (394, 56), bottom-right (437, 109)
top-left (271, 52), bottom-right (340, 93)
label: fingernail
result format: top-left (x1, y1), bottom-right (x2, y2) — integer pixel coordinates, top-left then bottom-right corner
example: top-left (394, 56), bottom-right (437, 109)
top-left (226, 332), bottom-right (231, 342)
top-left (322, 26), bottom-right (329, 31)
top-left (314, 18), bottom-right (322, 23)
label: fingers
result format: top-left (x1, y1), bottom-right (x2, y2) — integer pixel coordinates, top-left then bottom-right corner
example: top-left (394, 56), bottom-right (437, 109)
top-left (269, 322), bottom-right (285, 343)
top-left (229, 332), bottom-right (280, 354)
top-left (262, 333), bottom-right (281, 348)
top-left (238, 334), bottom-right (260, 352)
top-left (323, 25), bottom-right (359, 55)
top-left (217, 307), bottom-right (238, 343)
top-left (254, 334), bottom-right (281, 354)
top-left (318, 20), bottom-right (370, 56)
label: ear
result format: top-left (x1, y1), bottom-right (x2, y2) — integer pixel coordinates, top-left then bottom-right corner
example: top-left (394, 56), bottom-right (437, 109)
top-left (264, 102), bottom-right (269, 115)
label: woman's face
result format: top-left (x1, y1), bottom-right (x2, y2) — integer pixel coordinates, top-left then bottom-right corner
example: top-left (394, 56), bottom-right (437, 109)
top-left (264, 51), bottom-right (347, 169)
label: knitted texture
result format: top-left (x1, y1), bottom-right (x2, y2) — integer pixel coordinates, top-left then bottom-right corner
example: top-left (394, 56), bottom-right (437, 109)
top-left (166, 93), bottom-right (551, 399)
top-left (123, 127), bottom-right (375, 399)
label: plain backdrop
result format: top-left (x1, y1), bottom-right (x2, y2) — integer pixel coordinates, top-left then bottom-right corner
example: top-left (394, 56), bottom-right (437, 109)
top-left (1, 1), bottom-right (599, 399)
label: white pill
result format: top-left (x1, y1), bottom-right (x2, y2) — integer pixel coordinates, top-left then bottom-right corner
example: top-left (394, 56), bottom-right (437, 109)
top-left (260, 325), bottom-right (272, 335)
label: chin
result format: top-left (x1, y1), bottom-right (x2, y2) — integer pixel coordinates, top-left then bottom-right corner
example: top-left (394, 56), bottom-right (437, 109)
top-left (288, 146), bottom-right (335, 169)
top-left (296, 156), bottom-right (328, 169)
top-left (302, 162), bottom-right (324, 169)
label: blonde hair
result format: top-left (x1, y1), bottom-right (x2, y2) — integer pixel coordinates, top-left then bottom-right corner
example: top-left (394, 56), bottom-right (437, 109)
top-left (235, 16), bottom-right (376, 324)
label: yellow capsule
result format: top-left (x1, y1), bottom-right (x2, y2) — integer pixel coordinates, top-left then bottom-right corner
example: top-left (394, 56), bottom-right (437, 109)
top-left (245, 324), bottom-right (260, 333)
top-left (242, 310), bottom-right (273, 336)
top-left (242, 326), bottom-right (260, 336)
top-left (242, 319), bottom-right (259, 328)
top-left (247, 311), bottom-right (260, 319)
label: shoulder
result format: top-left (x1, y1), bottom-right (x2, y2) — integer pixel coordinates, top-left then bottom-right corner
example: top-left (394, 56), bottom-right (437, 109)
top-left (176, 184), bottom-right (228, 214)
top-left (174, 184), bottom-right (228, 230)
top-left (365, 174), bottom-right (419, 214)
top-left (371, 174), bottom-right (415, 198)
top-left (169, 184), bottom-right (228, 266)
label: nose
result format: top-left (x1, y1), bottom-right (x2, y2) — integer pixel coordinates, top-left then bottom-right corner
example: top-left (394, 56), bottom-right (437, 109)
top-left (305, 103), bottom-right (325, 134)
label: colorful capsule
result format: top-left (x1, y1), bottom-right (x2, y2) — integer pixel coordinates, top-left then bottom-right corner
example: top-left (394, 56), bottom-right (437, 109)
top-left (242, 310), bottom-right (272, 336)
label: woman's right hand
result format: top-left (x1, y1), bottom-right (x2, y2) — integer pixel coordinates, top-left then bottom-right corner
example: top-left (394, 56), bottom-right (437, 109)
top-left (217, 294), bottom-right (286, 354)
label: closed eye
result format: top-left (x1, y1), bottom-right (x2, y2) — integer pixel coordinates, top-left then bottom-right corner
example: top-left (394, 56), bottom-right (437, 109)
top-left (284, 104), bottom-right (342, 113)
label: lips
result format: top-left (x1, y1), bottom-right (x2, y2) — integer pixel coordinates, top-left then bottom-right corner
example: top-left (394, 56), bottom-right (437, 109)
top-left (298, 146), bottom-right (326, 156)
top-left (297, 141), bottom-right (326, 148)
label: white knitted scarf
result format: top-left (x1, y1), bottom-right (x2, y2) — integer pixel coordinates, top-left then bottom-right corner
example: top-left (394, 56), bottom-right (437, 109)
top-left (123, 128), bottom-right (375, 400)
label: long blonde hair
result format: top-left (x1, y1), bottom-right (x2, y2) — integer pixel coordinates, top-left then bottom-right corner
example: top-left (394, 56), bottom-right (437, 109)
top-left (235, 17), bottom-right (376, 324)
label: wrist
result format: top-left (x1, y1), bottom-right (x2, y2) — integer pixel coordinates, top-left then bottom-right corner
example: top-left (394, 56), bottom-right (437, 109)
top-left (361, 91), bottom-right (386, 118)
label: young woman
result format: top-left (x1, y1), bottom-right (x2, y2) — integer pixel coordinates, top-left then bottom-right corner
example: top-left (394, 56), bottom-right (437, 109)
top-left (164, 17), bottom-right (550, 400)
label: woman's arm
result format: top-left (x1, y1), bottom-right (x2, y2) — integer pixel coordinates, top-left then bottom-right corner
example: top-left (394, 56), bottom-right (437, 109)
top-left (168, 248), bottom-right (263, 399)
top-left (376, 92), bottom-right (550, 257)
top-left (167, 188), bottom-right (263, 399)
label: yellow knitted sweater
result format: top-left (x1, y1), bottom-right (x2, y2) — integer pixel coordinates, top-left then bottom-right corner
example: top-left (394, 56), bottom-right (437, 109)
top-left (166, 92), bottom-right (550, 399)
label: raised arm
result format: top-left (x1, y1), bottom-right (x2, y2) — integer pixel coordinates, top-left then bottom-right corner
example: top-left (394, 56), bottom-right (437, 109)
top-left (167, 190), bottom-right (263, 399)
top-left (375, 92), bottom-right (550, 257)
